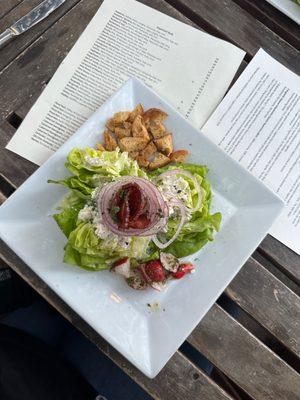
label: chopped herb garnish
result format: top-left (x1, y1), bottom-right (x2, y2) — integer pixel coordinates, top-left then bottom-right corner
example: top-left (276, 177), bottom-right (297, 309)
top-left (109, 205), bottom-right (120, 221)
top-left (119, 189), bottom-right (126, 199)
top-left (156, 208), bottom-right (164, 218)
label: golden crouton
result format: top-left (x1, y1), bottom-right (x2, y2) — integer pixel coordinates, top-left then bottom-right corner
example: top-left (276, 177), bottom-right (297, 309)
top-left (96, 143), bottom-right (105, 151)
top-left (115, 126), bottom-right (131, 140)
top-left (119, 137), bottom-right (148, 152)
top-left (149, 153), bottom-right (170, 170)
top-left (154, 134), bottom-right (173, 155)
top-left (129, 104), bottom-right (144, 123)
top-left (136, 155), bottom-right (150, 168)
top-left (143, 108), bottom-right (168, 125)
top-left (140, 141), bottom-right (157, 159)
top-left (104, 131), bottom-right (117, 151)
top-left (106, 118), bottom-right (115, 132)
top-left (128, 151), bottom-right (139, 160)
top-left (132, 115), bottom-right (150, 141)
top-left (148, 122), bottom-right (166, 139)
top-left (123, 122), bottom-right (132, 130)
top-left (113, 111), bottom-right (130, 124)
top-left (170, 150), bottom-right (189, 163)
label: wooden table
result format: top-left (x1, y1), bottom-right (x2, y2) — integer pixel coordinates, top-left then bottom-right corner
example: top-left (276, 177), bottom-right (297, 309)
top-left (0, 1), bottom-right (299, 399)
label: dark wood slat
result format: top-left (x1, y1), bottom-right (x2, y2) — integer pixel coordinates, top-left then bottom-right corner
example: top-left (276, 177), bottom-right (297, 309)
top-left (0, 238), bottom-right (233, 400)
top-left (0, 0), bottom-right (23, 19)
top-left (260, 236), bottom-right (300, 285)
top-left (233, 0), bottom-right (300, 51)
top-left (0, 121), bottom-right (36, 187)
top-left (0, 0), bottom-right (83, 72)
top-left (165, 0), bottom-right (300, 74)
top-left (188, 304), bottom-right (300, 400)
top-left (226, 257), bottom-right (300, 357)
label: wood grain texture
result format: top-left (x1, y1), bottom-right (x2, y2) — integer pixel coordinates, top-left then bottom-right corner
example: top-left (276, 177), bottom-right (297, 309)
top-left (166, 0), bottom-right (300, 74)
top-left (0, 0), bottom-right (23, 19)
top-left (260, 236), bottom-right (300, 285)
top-left (188, 304), bottom-right (300, 400)
top-left (0, 0), bottom-right (84, 72)
top-left (0, 238), bottom-right (233, 400)
top-left (0, 121), bottom-right (37, 187)
top-left (233, 0), bottom-right (300, 51)
top-left (226, 257), bottom-right (300, 357)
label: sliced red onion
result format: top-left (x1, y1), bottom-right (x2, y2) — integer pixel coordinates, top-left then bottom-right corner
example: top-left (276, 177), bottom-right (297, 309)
top-left (139, 263), bottom-right (152, 284)
top-left (153, 199), bottom-right (187, 249)
top-left (97, 177), bottom-right (168, 237)
top-left (153, 169), bottom-right (203, 212)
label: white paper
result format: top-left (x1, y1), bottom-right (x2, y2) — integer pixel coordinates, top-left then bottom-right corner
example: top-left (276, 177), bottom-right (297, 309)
top-left (7, 0), bottom-right (245, 165)
top-left (203, 49), bottom-right (300, 255)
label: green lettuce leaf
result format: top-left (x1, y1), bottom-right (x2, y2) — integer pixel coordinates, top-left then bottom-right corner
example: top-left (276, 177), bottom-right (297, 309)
top-left (150, 163), bottom-right (221, 258)
top-left (63, 243), bottom-right (110, 271)
top-left (53, 192), bottom-right (85, 237)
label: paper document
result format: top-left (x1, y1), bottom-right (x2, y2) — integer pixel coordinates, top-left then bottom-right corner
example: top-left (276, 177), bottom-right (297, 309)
top-left (7, 0), bottom-right (245, 165)
top-left (203, 49), bottom-right (300, 254)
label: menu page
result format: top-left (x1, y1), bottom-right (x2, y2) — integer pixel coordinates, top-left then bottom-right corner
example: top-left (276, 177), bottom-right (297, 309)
top-left (203, 49), bottom-right (300, 254)
top-left (6, 0), bottom-right (245, 165)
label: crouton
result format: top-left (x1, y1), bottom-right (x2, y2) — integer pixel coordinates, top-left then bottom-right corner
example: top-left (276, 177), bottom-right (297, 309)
top-left (119, 137), bottom-right (148, 152)
top-left (113, 111), bottom-right (130, 124)
top-left (104, 131), bottom-right (117, 151)
top-left (154, 134), bottom-right (173, 155)
top-left (132, 115), bottom-right (150, 141)
top-left (115, 126), bottom-right (131, 140)
top-left (128, 151), bottom-right (139, 160)
top-left (129, 104), bottom-right (144, 123)
top-left (139, 141), bottom-right (157, 159)
top-left (123, 122), bottom-right (132, 130)
top-left (96, 143), bottom-right (105, 151)
top-left (148, 122), bottom-right (166, 138)
top-left (136, 155), bottom-right (150, 168)
top-left (142, 108), bottom-right (168, 125)
top-left (106, 118), bottom-right (115, 132)
top-left (170, 150), bottom-right (189, 163)
top-left (148, 153), bottom-right (171, 170)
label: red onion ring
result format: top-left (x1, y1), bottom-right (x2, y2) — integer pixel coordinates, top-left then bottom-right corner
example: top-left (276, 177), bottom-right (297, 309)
top-left (97, 177), bottom-right (168, 237)
top-left (152, 199), bottom-right (187, 249)
top-left (153, 169), bottom-right (203, 212)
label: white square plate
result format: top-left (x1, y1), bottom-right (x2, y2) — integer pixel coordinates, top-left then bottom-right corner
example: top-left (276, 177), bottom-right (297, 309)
top-left (0, 78), bottom-right (283, 378)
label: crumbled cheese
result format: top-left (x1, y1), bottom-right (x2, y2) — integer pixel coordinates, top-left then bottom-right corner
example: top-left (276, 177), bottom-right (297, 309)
top-left (84, 155), bottom-right (104, 167)
top-left (158, 175), bottom-right (190, 202)
top-left (92, 214), bottom-right (132, 250)
top-left (78, 205), bottom-right (95, 221)
top-left (157, 175), bottom-right (190, 217)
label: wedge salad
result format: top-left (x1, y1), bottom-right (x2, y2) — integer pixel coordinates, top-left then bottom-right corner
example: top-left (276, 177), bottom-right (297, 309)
top-left (49, 105), bottom-right (221, 291)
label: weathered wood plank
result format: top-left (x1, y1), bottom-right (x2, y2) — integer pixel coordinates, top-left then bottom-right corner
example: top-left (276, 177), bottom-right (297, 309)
top-left (188, 304), bottom-right (300, 400)
top-left (259, 236), bottom-right (300, 285)
top-left (0, 0), bottom-right (83, 72)
top-left (226, 257), bottom-right (300, 357)
top-left (0, 238), bottom-right (233, 400)
top-left (0, 0), bottom-right (23, 19)
top-left (0, 121), bottom-right (36, 187)
top-left (166, 0), bottom-right (300, 74)
top-left (234, 0), bottom-right (300, 51)
top-left (0, 0), bottom-right (200, 122)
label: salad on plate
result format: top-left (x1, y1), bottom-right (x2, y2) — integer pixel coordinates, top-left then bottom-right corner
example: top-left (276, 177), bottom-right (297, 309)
top-left (49, 104), bottom-right (221, 291)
